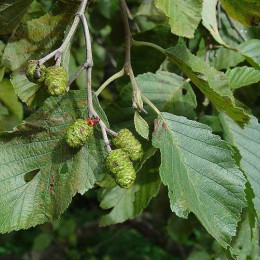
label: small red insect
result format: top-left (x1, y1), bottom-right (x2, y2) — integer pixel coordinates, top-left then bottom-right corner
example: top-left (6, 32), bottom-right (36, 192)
top-left (87, 117), bottom-right (100, 126)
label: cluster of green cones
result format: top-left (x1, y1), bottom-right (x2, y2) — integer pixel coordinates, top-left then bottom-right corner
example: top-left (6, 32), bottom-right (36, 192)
top-left (106, 129), bottom-right (143, 189)
top-left (65, 121), bottom-right (143, 189)
top-left (26, 60), bottom-right (68, 96)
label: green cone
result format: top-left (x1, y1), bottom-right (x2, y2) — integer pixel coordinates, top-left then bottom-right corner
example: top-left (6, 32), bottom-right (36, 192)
top-left (105, 149), bottom-right (136, 189)
top-left (45, 66), bottom-right (68, 96)
top-left (113, 129), bottom-right (143, 161)
top-left (26, 60), bottom-right (46, 84)
top-left (66, 119), bottom-right (93, 148)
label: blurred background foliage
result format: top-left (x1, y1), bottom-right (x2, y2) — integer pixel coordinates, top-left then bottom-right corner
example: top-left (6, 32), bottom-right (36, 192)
top-left (0, 0), bottom-right (259, 259)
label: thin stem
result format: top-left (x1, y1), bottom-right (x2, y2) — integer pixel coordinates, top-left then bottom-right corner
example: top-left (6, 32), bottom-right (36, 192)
top-left (80, 12), bottom-right (112, 152)
top-left (95, 68), bottom-right (125, 96)
top-left (119, 0), bottom-right (145, 112)
top-left (120, 0), bottom-right (131, 66)
top-left (55, 55), bottom-right (62, 66)
top-left (38, 0), bottom-right (88, 66)
top-left (141, 94), bottom-right (162, 117)
top-left (222, 6), bottom-right (247, 41)
top-left (67, 61), bottom-right (88, 88)
top-left (106, 128), bottom-right (118, 137)
top-left (100, 121), bottom-right (112, 153)
top-left (123, 0), bottom-right (133, 20)
top-left (122, 0), bottom-right (140, 32)
top-left (132, 39), bottom-right (165, 54)
top-left (214, 44), bottom-right (238, 52)
top-left (80, 13), bottom-right (94, 118)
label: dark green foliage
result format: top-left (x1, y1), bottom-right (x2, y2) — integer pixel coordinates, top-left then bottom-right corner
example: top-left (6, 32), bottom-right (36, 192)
top-left (0, 0), bottom-right (260, 259)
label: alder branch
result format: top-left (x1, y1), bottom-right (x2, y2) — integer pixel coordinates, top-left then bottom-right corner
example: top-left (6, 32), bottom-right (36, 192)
top-left (79, 13), bottom-right (113, 152)
top-left (119, 0), bottom-right (145, 113)
top-left (67, 61), bottom-right (89, 87)
top-left (35, 0), bottom-right (89, 77)
top-left (123, 0), bottom-right (140, 32)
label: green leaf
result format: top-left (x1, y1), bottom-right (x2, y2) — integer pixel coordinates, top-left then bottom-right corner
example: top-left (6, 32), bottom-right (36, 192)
top-left (238, 40), bottom-right (260, 69)
top-left (0, 67), bottom-right (5, 82)
top-left (0, 78), bottom-right (23, 131)
top-left (3, 1), bottom-right (80, 71)
top-left (208, 13), bottom-right (245, 70)
top-left (100, 186), bottom-right (139, 227)
top-left (0, 78), bottom-right (23, 120)
top-left (219, 114), bottom-right (260, 216)
top-left (106, 71), bottom-right (197, 130)
top-left (98, 0), bottom-right (118, 19)
top-left (211, 48), bottom-right (245, 71)
top-left (221, 0), bottom-right (260, 26)
top-left (232, 214), bottom-right (260, 259)
top-left (245, 181), bottom-right (257, 233)
top-left (188, 251), bottom-right (211, 260)
top-left (100, 163), bottom-right (161, 226)
top-left (134, 112), bottom-right (149, 140)
top-left (154, 0), bottom-right (203, 38)
top-left (0, 0), bottom-right (34, 35)
top-left (136, 1), bottom-right (165, 22)
top-left (0, 103), bottom-right (9, 116)
top-left (226, 66), bottom-right (260, 90)
top-left (32, 233), bottom-right (52, 251)
top-left (152, 112), bottom-right (246, 248)
top-left (165, 44), bottom-right (250, 126)
top-left (202, 0), bottom-right (227, 47)
top-left (0, 90), bottom-right (107, 233)
top-left (199, 115), bottom-right (222, 133)
top-left (10, 71), bottom-right (48, 108)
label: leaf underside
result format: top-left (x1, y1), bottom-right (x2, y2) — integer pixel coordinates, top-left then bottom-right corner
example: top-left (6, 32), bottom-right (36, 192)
top-left (220, 114), bottom-right (260, 217)
top-left (152, 112), bottom-right (246, 248)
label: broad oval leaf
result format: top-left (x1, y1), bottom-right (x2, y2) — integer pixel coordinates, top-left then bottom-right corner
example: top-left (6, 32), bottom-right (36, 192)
top-left (154, 0), bottom-right (203, 38)
top-left (3, 1), bottom-right (80, 71)
top-left (0, 0), bottom-right (33, 35)
top-left (10, 71), bottom-right (48, 108)
top-left (221, 0), bottom-right (260, 26)
top-left (100, 163), bottom-right (161, 227)
top-left (165, 44), bottom-right (250, 126)
top-left (134, 112), bottom-right (149, 140)
top-left (0, 78), bottom-right (23, 120)
top-left (238, 40), bottom-right (260, 69)
top-left (152, 112), bottom-right (246, 248)
top-left (0, 90), bottom-right (107, 233)
top-left (226, 66), bottom-right (260, 90)
top-left (220, 114), bottom-right (260, 216)
top-left (202, 0), bottom-right (227, 47)
top-left (0, 78), bottom-right (23, 131)
top-left (106, 71), bottom-right (197, 130)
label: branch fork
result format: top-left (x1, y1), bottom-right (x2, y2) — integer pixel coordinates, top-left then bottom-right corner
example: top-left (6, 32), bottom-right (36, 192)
top-left (119, 0), bottom-right (146, 113)
top-left (35, 0), bottom-right (89, 76)
top-left (33, 0), bottom-right (117, 153)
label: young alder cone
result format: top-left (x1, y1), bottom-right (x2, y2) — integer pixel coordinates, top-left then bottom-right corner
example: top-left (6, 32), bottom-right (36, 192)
top-left (66, 119), bottom-right (93, 148)
top-left (105, 149), bottom-right (136, 189)
top-left (26, 60), bottom-right (46, 84)
top-left (45, 66), bottom-right (68, 96)
top-left (113, 129), bottom-right (143, 161)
